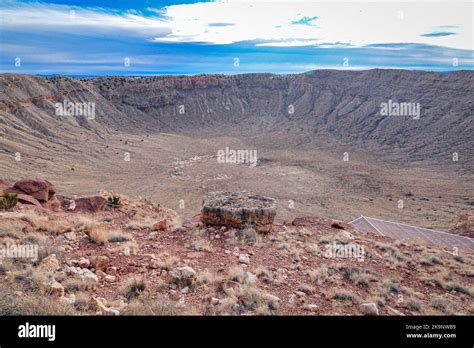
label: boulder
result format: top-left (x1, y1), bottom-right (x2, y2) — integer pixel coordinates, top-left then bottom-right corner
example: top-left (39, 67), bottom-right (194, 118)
top-left (4, 188), bottom-right (42, 208)
top-left (37, 254), bottom-right (60, 273)
top-left (360, 303), bottom-right (379, 316)
top-left (0, 179), bottom-right (10, 193)
top-left (72, 196), bottom-right (106, 213)
top-left (42, 196), bottom-right (62, 211)
top-left (152, 219), bottom-right (171, 232)
top-left (13, 178), bottom-right (56, 202)
top-left (42, 277), bottom-right (64, 298)
top-left (90, 255), bottom-right (110, 272)
top-left (63, 265), bottom-right (99, 284)
top-left (92, 297), bottom-right (120, 316)
top-left (239, 254), bottom-right (250, 265)
top-left (170, 266), bottom-right (196, 288)
top-left (201, 191), bottom-right (276, 233)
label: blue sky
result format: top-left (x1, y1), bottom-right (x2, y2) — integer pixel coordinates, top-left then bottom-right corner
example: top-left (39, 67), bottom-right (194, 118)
top-left (0, 0), bottom-right (473, 75)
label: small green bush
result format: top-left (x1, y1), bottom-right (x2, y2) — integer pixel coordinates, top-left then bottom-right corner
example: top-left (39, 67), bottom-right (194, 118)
top-left (107, 196), bottom-right (121, 209)
top-left (0, 192), bottom-right (18, 211)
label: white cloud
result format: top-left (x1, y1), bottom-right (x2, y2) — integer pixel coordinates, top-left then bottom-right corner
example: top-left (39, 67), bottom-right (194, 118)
top-left (154, 0), bottom-right (472, 50)
top-left (0, 0), bottom-right (472, 50)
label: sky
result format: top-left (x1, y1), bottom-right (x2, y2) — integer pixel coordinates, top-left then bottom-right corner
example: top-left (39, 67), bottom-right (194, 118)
top-left (0, 0), bottom-right (473, 75)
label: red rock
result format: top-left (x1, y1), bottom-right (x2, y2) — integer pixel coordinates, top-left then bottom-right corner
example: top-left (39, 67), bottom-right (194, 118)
top-left (153, 219), bottom-right (171, 232)
top-left (42, 196), bottom-right (62, 211)
top-left (292, 217), bottom-right (320, 227)
top-left (72, 196), bottom-right (106, 213)
top-left (0, 179), bottom-right (10, 193)
top-left (13, 178), bottom-right (56, 202)
top-left (201, 191), bottom-right (276, 233)
top-left (4, 187), bottom-right (42, 208)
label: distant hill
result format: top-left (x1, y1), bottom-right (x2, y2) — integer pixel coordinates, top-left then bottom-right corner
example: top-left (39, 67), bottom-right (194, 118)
top-left (1, 70), bottom-right (473, 169)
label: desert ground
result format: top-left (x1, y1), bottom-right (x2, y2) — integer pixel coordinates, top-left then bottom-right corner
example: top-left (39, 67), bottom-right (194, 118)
top-left (1, 131), bottom-right (471, 231)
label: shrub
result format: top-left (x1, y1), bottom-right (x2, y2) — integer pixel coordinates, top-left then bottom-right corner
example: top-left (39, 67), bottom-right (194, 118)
top-left (331, 290), bottom-right (359, 303)
top-left (121, 276), bottom-right (147, 301)
top-left (308, 265), bottom-right (330, 285)
top-left (107, 230), bottom-right (131, 243)
top-left (107, 196), bottom-right (121, 209)
top-left (0, 192), bottom-right (18, 211)
top-left (228, 265), bottom-right (245, 283)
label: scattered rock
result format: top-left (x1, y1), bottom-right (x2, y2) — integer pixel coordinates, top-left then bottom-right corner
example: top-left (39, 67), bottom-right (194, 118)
top-left (72, 196), bottom-right (106, 213)
top-left (147, 232), bottom-right (158, 240)
top-left (92, 297), bottom-right (120, 316)
top-left (64, 266), bottom-right (99, 284)
top-left (103, 216), bottom-right (113, 223)
top-left (60, 293), bottom-right (76, 305)
top-left (78, 257), bottom-right (90, 269)
top-left (152, 219), bottom-right (171, 232)
top-left (170, 266), bottom-right (196, 288)
top-left (305, 304), bottom-right (318, 312)
top-left (105, 275), bottom-right (116, 283)
top-left (91, 256), bottom-right (110, 272)
top-left (44, 278), bottom-right (64, 298)
top-left (244, 271), bottom-right (257, 285)
top-left (360, 303), bottom-right (379, 316)
top-left (63, 232), bottom-right (76, 241)
top-left (239, 254), bottom-right (250, 265)
top-left (37, 254), bottom-right (60, 273)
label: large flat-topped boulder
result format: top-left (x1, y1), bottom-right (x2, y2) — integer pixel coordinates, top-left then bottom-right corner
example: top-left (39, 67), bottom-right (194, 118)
top-left (13, 178), bottom-right (56, 202)
top-left (201, 191), bottom-right (276, 233)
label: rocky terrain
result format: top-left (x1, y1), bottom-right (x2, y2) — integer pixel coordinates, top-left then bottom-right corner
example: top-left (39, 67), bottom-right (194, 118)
top-left (0, 71), bottom-right (472, 230)
top-left (0, 178), bottom-right (472, 316)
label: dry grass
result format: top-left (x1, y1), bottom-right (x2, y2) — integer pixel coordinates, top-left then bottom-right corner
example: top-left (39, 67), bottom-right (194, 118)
top-left (62, 278), bottom-right (94, 292)
top-left (330, 289), bottom-right (359, 304)
top-left (156, 253), bottom-right (180, 270)
top-left (84, 226), bottom-right (109, 245)
top-left (12, 266), bottom-right (48, 292)
top-left (0, 220), bottom-right (23, 239)
top-left (228, 265), bottom-right (245, 283)
top-left (123, 296), bottom-right (187, 315)
top-left (196, 270), bottom-right (217, 286)
top-left (125, 219), bottom-right (154, 230)
top-left (431, 296), bottom-right (452, 314)
top-left (74, 292), bottom-right (91, 312)
top-left (231, 227), bottom-right (260, 246)
top-left (188, 227), bottom-right (212, 252)
top-left (338, 264), bottom-right (377, 287)
top-left (308, 265), bottom-right (330, 285)
top-left (75, 217), bottom-right (98, 233)
top-left (107, 230), bottom-right (132, 243)
top-left (36, 219), bottom-right (72, 235)
top-left (121, 276), bottom-right (147, 301)
top-left (422, 271), bottom-right (472, 296)
top-left (406, 299), bottom-right (423, 312)
top-left (0, 284), bottom-right (77, 315)
top-left (16, 211), bottom-right (47, 228)
top-left (297, 283), bottom-right (315, 294)
top-left (255, 266), bottom-right (272, 283)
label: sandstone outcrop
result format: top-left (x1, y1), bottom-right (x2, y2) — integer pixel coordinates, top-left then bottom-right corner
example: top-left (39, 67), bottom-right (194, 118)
top-left (201, 191), bottom-right (276, 233)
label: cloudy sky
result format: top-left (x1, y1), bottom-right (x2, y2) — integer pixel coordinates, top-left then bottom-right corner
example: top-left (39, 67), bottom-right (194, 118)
top-left (0, 0), bottom-right (473, 75)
